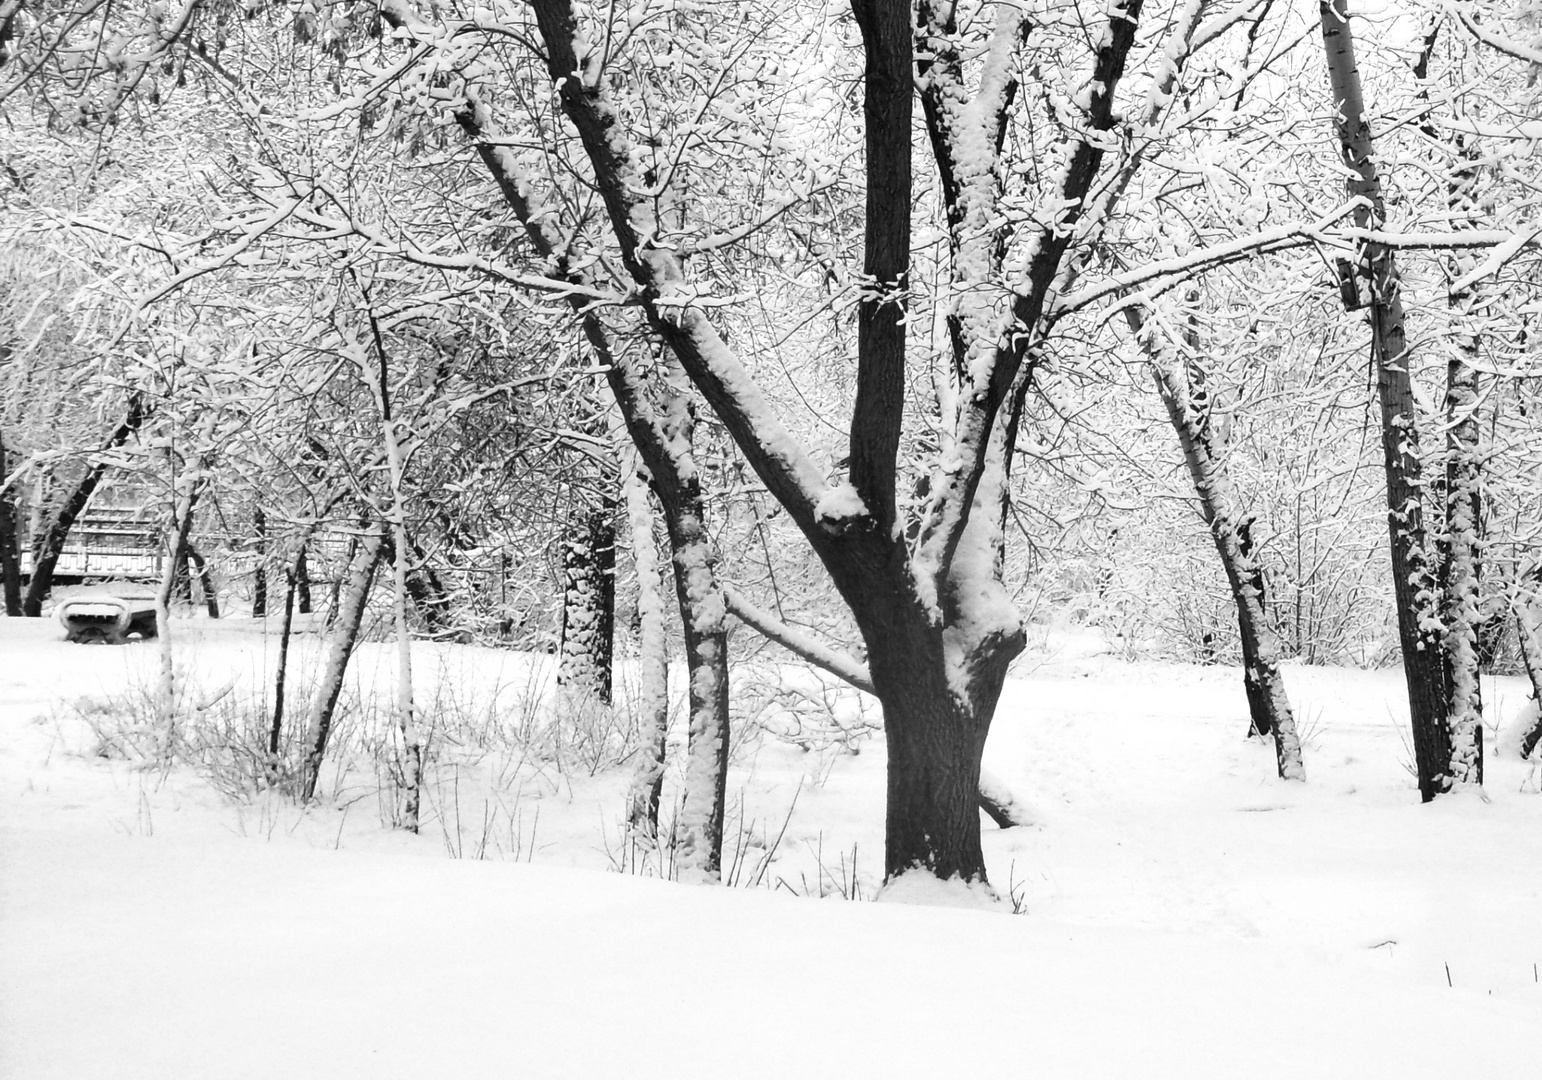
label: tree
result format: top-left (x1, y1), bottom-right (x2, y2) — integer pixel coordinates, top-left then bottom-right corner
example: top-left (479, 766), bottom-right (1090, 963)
top-left (493, 0), bottom-right (1319, 881)
top-left (0, 424), bottom-right (22, 614)
top-left (1125, 296), bottom-right (1304, 779)
top-left (1319, 0), bottom-right (1453, 800)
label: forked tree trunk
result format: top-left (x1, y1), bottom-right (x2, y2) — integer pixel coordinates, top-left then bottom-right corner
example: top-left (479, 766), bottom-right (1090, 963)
top-left (0, 428), bottom-right (22, 616)
top-left (622, 462), bottom-right (670, 838)
top-left (608, 351), bottom-right (729, 880)
top-left (301, 526), bottom-right (386, 801)
top-left (557, 500), bottom-right (617, 707)
top-left (1127, 302), bottom-right (1305, 780)
top-left (23, 393), bottom-right (149, 616)
top-left (837, 559), bottom-right (1025, 882)
top-left (1320, 0), bottom-right (1450, 799)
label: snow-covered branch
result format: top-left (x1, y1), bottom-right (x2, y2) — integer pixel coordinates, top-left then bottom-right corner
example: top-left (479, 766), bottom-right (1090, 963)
top-left (723, 587), bottom-right (874, 694)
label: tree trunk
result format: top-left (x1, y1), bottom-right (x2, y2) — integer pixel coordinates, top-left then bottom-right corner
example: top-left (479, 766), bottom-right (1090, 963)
top-left (447, 82), bottom-right (730, 880)
top-left (23, 393), bottom-right (149, 616)
top-left (155, 468), bottom-right (205, 728)
top-left (557, 500), bottom-right (617, 708)
top-left (1442, 316), bottom-right (1484, 787)
top-left (861, 604), bottom-right (1004, 882)
top-left (252, 507), bottom-right (268, 617)
top-left (0, 428), bottom-right (22, 616)
top-left (662, 501), bottom-right (729, 881)
top-left (1513, 594), bottom-right (1542, 760)
top-left (1320, 0), bottom-right (1449, 800)
top-left (300, 526), bottom-right (386, 801)
top-left (295, 547), bottom-right (313, 614)
top-left (187, 544), bottom-right (219, 618)
top-left (623, 461), bottom-right (670, 838)
top-left (266, 565), bottom-right (298, 786)
top-left (1127, 301), bottom-right (1305, 780)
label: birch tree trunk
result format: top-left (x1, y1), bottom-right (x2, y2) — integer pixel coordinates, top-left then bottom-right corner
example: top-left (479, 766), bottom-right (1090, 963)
top-left (1320, 0), bottom-right (1451, 800)
top-left (300, 526), bottom-right (385, 801)
top-left (381, 411), bottom-right (420, 832)
top-left (622, 458), bottom-right (670, 838)
top-left (1128, 303), bottom-right (1304, 780)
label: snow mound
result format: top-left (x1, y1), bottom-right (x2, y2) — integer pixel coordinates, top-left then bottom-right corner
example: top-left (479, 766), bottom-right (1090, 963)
top-left (876, 869), bottom-right (1002, 910)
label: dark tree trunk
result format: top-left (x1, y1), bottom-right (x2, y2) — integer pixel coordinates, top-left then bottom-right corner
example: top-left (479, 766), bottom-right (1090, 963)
top-left (870, 618), bottom-right (994, 881)
top-left (266, 567), bottom-right (298, 784)
top-left (1238, 520), bottom-right (1274, 738)
top-left (406, 539), bottom-right (455, 635)
top-left (187, 544), bottom-right (219, 618)
top-left (295, 547), bottom-right (313, 614)
top-left (23, 393), bottom-right (149, 616)
top-left (0, 428), bottom-right (22, 616)
top-left (1320, 0), bottom-right (1449, 799)
top-left (252, 507), bottom-right (268, 617)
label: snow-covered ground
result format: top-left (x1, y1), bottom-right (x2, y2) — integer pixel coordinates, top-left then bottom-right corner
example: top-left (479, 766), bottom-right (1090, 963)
top-left (2, 613), bottom-right (1539, 1077)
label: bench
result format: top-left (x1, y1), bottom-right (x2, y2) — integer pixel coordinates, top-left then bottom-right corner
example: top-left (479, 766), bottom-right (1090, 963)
top-left (57, 595), bottom-right (160, 644)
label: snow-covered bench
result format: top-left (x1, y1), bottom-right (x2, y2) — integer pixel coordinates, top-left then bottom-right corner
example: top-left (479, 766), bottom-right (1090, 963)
top-left (56, 595), bottom-right (159, 645)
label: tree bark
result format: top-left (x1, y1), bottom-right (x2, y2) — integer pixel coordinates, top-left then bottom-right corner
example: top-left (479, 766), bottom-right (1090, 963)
top-left (1126, 301), bottom-right (1305, 780)
top-left (623, 460), bottom-right (670, 838)
top-left (1513, 594), bottom-right (1542, 760)
top-left (1442, 310), bottom-right (1484, 786)
top-left (0, 427), bottom-right (22, 615)
top-left (154, 456), bottom-right (207, 727)
top-left (187, 544), bottom-right (219, 618)
top-left (266, 564), bottom-right (297, 785)
top-left (252, 506), bottom-right (268, 617)
top-left (557, 500), bottom-right (617, 707)
top-left (22, 392), bottom-right (148, 616)
top-left (406, 538), bottom-right (454, 635)
top-left (1320, 0), bottom-right (1450, 800)
top-left (723, 585), bottom-right (1033, 825)
top-left (300, 526), bottom-right (385, 801)
top-left (295, 546), bottom-right (313, 614)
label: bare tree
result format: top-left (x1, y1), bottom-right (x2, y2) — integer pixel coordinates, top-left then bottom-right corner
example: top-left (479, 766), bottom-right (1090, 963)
top-left (1125, 298), bottom-right (1305, 779)
top-left (1319, 0), bottom-right (1452, 799)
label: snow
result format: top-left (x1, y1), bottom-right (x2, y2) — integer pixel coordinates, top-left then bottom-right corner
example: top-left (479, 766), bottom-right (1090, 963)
top-left (814, 481), bottom-right (868, 528)
top-left (3, 615), bottom-right (1541, 1077)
